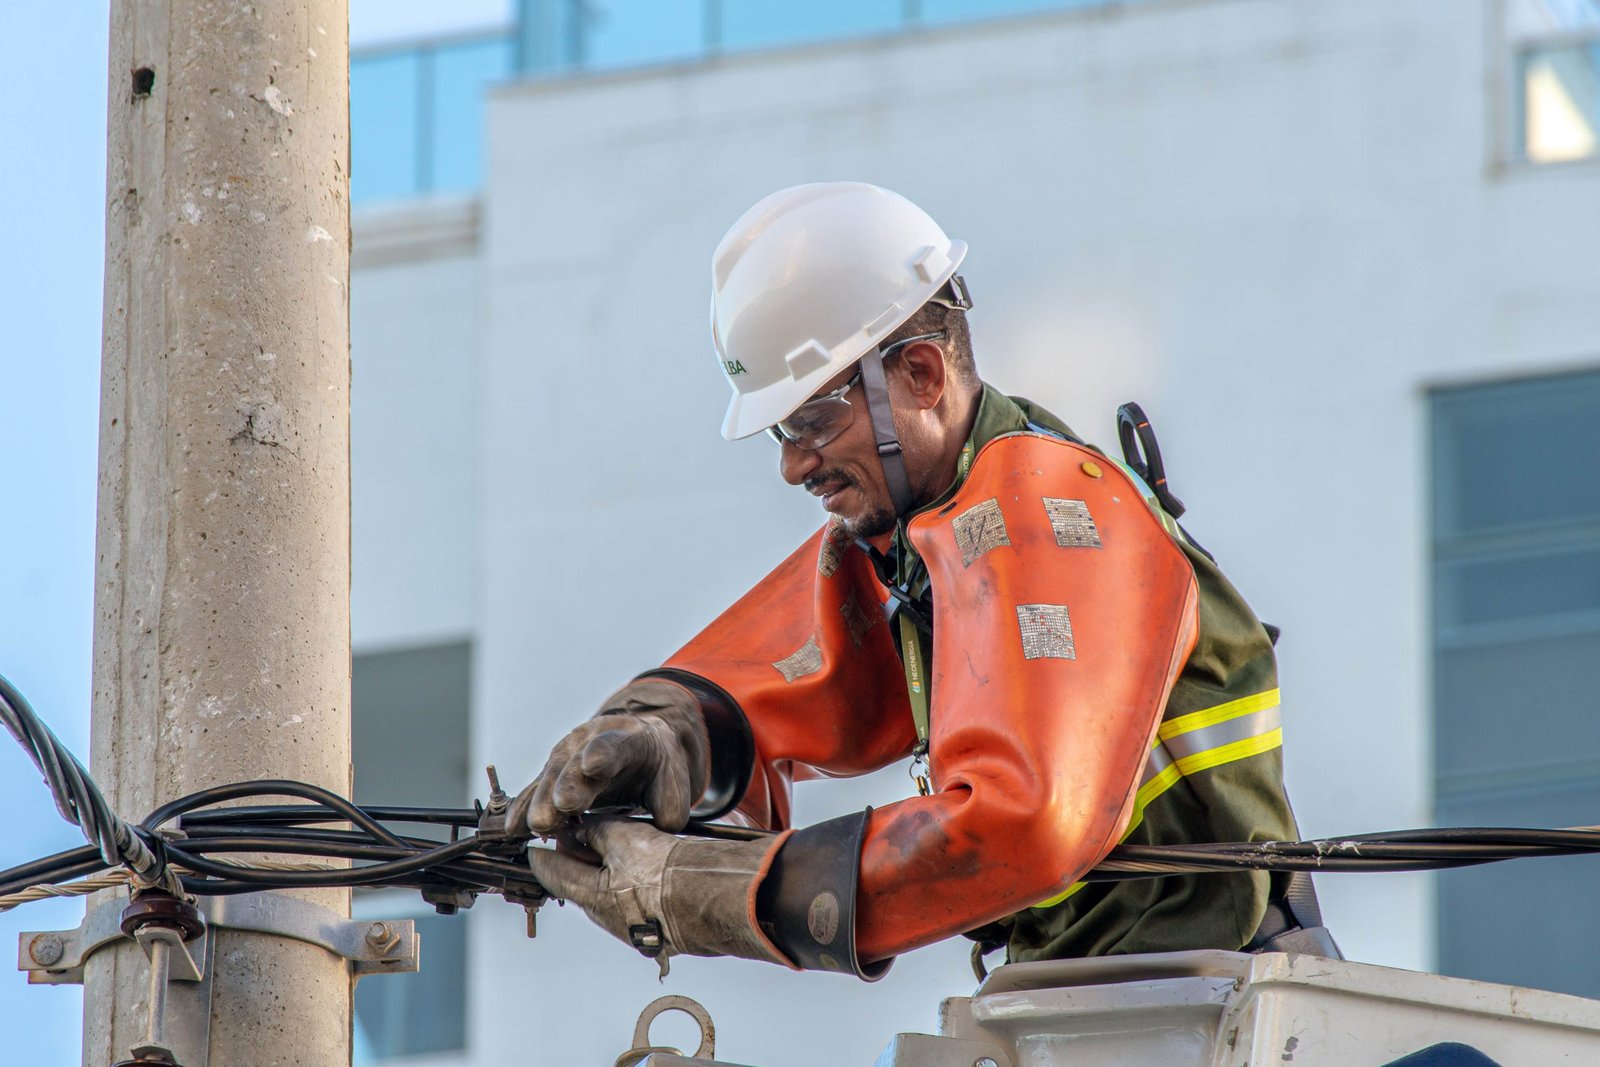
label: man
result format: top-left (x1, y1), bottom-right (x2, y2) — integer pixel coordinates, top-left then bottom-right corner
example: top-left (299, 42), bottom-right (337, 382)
top-left (514, 182), bottom-right (1335, 979)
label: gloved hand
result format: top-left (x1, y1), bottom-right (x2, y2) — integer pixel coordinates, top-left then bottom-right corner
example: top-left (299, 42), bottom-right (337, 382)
top-left (526, 817), bottom-right (790, 969)
top-left (509, 680), bottom-right (710, 835)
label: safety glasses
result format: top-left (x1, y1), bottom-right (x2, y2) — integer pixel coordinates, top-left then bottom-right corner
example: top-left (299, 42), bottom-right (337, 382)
top-left (765, 332), bottom-right (945, 450)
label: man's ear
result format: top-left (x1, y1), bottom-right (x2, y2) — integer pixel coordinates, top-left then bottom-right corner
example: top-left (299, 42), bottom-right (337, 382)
top-left (896, 340), bottom-right (947, 411)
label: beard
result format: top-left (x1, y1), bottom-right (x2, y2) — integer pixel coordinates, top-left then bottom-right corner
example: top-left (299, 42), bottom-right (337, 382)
top-left (805, 469), bottom-right (897, 539)
top-left (842, 504), bottom-right (896, 539)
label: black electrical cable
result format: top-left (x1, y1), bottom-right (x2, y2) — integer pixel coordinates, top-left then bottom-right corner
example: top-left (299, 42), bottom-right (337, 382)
top-left (172, 824), bottom-right (538, 884)
top-left (164, 835), bottom-right (485, 888)
top-left (0, 844), bottom-right (104, 897)
top-left (142, 779), bottom-right (409, 849)
top-left (16, 670), bottom-right (1600, 922)
top-left (178, 803), bottom-right (479, 829)
top-left (1340, 826), bottom-right (1600, 847)
top-left (1, 856), bottom-right (113, 899)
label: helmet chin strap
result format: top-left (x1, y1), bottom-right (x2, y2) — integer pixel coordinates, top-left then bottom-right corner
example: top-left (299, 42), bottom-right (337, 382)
top-left (856, 347), bottom-right (916, 517)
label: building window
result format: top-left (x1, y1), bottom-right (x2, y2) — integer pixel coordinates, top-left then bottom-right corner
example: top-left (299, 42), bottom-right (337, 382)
top-left (1431, 368), bottom-right (1600, 997)
top-left (351, 641), bottom-right (473, 1060)
top-left (1507, 0), bottom-right (1600, 164)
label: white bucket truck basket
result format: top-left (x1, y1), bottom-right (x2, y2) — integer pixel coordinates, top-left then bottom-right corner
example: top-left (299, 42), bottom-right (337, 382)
top-left (883, 950), bottom-right (1600, 1067)
top-left (623, 951), bottom-right (1600, 1065)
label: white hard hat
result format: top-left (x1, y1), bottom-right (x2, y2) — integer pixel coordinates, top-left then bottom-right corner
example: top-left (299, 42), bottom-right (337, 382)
top-left (710, 182), bottom-right (968, 441)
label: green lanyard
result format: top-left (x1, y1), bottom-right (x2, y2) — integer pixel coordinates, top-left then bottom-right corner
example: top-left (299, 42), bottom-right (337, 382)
top-left (897, 442), bottom-right (974, 797)
top-left (899, 611), bottom-right (931, 796)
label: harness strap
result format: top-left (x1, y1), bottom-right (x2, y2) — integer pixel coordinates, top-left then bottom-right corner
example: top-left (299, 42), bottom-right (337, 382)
top-left (1248, 871), bottom-right (1343, 958)
top-left (1283, 869), bottom-right (1326, 928)
top-left (857, 348), bottom-right (915, 516)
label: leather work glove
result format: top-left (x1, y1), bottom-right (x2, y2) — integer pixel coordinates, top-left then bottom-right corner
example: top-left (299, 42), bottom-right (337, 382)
top-left (526, 817), bottom-right (790, 971)
top-left (509, 680), bottom-right (710, 835)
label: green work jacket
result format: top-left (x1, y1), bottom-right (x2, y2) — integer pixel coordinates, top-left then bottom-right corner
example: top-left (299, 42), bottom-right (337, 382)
top-left (891, 384), bottom-right (1299, 961)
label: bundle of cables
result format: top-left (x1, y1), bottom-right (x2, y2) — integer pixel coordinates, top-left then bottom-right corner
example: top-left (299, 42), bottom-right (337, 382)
top-left (0, 673), bottom-right (543, 915)
top-left (7, 670), bottom-right (1600, 920)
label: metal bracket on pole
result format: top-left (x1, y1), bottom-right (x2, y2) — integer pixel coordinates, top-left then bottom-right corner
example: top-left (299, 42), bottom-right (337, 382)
top-left (18, 898), bottom-right (133, 985)
top-left (201, 893), bottom-right (420, 980)
top-left (19, 890), bottom-right (417, 1067)
top-left (17, 890), bottom-right (419, 984)
top-left (135, 925), bottom-right (205, 983)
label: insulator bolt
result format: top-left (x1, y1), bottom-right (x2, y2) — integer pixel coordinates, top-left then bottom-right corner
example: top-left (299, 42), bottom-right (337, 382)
top-left (484, 764), bottom-right (508, 815)
top-left (365, 921), bottom-right (400, 952)
top-left (974, 1059), bottom-right (999, 1067)
top-left (29, 933), bottom-right (65, 967)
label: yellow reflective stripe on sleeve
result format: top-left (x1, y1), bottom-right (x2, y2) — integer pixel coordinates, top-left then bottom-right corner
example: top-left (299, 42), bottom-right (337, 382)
top-left (1033, 691), bottom-right (1283, 910)
top-left (1169, 727), bottom-right (1282, 779)
top-left (1035, 879), bottom-right (1090, 908)
top-left (1158, 688), bottom-right (1280, 743)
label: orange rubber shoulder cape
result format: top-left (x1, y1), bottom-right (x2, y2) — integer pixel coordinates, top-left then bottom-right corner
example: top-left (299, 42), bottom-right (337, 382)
top-left (661, 433), bottom-right (1199, 968)
top-left (658, 517), bottom-right (914, 833)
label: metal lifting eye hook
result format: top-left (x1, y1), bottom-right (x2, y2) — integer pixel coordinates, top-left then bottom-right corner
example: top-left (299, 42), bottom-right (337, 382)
top-left (615, 995), bottom-right (717, 1067)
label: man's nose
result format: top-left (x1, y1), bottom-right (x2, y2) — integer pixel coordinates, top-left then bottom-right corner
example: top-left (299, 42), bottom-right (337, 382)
top-left (778, 439), bottom-right (822, 485)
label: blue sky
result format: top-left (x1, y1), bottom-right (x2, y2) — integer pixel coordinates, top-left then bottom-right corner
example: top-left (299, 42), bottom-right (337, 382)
top-left (0, 3), bottom-right (114, 1047)
top-left (0, 2), bottom-right (506, 1055)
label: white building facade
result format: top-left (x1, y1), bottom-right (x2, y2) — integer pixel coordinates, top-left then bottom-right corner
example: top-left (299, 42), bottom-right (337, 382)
top-left (346, 1), bottom-right (1600, 1062)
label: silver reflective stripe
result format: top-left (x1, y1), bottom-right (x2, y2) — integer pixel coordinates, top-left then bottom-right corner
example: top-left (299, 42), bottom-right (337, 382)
top-left (1038, 692), bottom-right (1282, 910)
top-left (1141, 742), bottom-right (1173, 788)
top-left (1140, 701), bottom-right (1283, 789)
top-left (1162, 705), bottom-right (1282, 764)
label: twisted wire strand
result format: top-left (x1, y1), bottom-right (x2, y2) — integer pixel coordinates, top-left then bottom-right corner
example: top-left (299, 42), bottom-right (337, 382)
top-left (0, 858), bottom-right (345, 913)
top-left (1, 674), bottom-right (181, 895)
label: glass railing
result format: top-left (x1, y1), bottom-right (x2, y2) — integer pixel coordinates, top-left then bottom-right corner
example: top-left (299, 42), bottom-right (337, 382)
top-left (352, 0), bottom-right (1148, 204)
top-left (351, 31), bottom-right (515, 204)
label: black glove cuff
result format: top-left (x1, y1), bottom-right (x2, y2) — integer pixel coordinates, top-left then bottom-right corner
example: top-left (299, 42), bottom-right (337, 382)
top-left (634, 668), bottom-right (754, 822)
top-left (754, 809), bottom-right (893, 981)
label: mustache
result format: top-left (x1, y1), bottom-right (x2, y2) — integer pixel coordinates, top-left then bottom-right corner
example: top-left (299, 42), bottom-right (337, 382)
top-left (803, 469), bottom-right (858, 495)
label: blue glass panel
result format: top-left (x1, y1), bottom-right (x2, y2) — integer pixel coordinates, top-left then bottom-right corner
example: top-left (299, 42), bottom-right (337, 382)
top-left (920, 0), bottom-right (1110, 27)
top-left (1431, 371), bottom-right (1600, 538)
top-left (352, 643), bottom-right (471, 813)
top-left (582, 0), bottom-right (706, 69)
top-left (1433, 629), bottom-right (1600, 783)
top-left (429, 36), bottom-right (516, 196)
top-left (1437, 782), bottom-right (1600, 1000)
top-left (1437, 543), bottom-right (1600, 632)
top-left (1432, 369), bottom-right (1600, 1004)
top-left (1524, 0), bottom-right (1600, 32)
top-left (351, 50), bottom-right (423, 204)
top-left (718, 0), bottom-right (903, 51)
top-left (517, 0), bottom-right (585, 74)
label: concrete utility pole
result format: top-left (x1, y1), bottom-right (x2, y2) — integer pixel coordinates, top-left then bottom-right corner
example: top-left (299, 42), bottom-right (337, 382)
top-left (86, 1), bottom-right (352, 1064)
